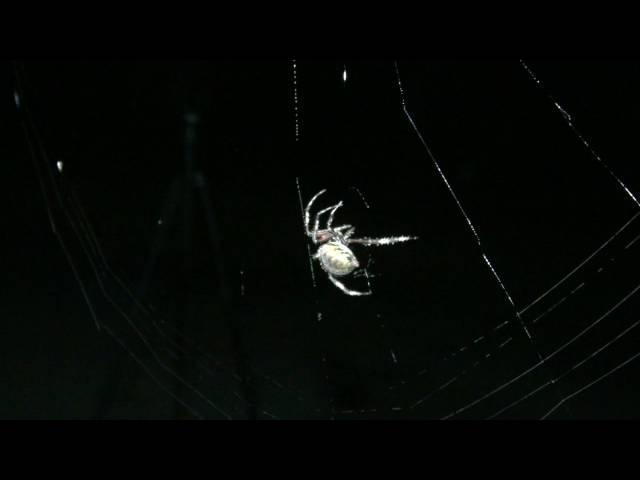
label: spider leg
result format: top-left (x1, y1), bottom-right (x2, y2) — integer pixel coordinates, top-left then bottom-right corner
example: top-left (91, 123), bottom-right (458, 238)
top-left (313, 202), bottom-right (343, 240)
top-left (305, 189), bottom-right (327, 235)
top-left (328, 274), bottom-right (372, 296)
top-left (339, 226), bottom-right (355, 239)
top-left (333, 225), bottom-right (353, 234)
top-left (326, 202), bottom-right (343, 229)
top-left (352, 256), bottom-right (375, 278)
top-left (348, 236), bottom-right (418, 247)
top-left (330, 225), bottom-right (356, 241)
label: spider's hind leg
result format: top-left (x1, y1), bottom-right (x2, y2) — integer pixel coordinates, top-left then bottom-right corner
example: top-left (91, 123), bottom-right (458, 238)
top-left (328, 274), bottom-right (372, 297)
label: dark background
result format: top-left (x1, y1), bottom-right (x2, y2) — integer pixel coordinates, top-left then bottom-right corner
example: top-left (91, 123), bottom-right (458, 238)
top-left (2, 60), bottom-right (640, 419)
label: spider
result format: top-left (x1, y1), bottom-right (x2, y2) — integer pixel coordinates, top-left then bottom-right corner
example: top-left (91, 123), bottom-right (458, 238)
top-left (304, 189), bottom-right (418, 296)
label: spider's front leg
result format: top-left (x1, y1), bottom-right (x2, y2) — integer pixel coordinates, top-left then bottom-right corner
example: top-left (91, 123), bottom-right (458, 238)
top-left (313, 202), bottom-right (343, 241)
top-left (304, 189), bottom-right (327, 236)
top-left (334, 225), bottom-right (354, 236)
top-left (348, 236), bottom-right (418, 247)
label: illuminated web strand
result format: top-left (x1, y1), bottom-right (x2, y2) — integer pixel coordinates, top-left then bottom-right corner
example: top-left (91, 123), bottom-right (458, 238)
top-left (15, 65), bottom-right (235, 420)
top-left (541, 349), bottom-right (640, 419)
top-left (387, 210), bottom-right (640, 398)
top-left (296, 177), bottom-right (317, 287)
top-left (627, 233), bottom-right (640, 250)
top-left (325, 62), bottom-right (640, 419)
top-left (408, 333), bottom-right (516, 409)
top-left (351, 186), bottom-right (371, 209)
top-left (18, 63), bottom-right (316, 419)
top-left (489, 307), bottom-right (640, 419)
top-left (291, 63), bottom-right (333, 416)
top-left (386, 211), bottom-right (640, 412)
top-left (101, 324), bottom-right (205, 419)
top-left (390, 61), bottom-right (581, 417)
top-left (44, 138), bottom-right (232, 419)
top-left (391, 66), bottom-right (639, 423)
top-left (295, 178), bottom-right (334, 416)
top-left (292, 59), bottom-right (300, 142)
top-left (299, 198), bottom-right (333, 417)
top-left (393, 62), bottom-right (536, 342)
top-left (359, 62), bottom-right (639, 414)
top-left (68, 165), bottom-right (252, 418)
top-left (146, 305), bottom-right (305, 412)
top-left (519, 211), bottom-right (640, 316)
top-left (519, 59), bottom-right (640, 209)
top-left (442, 278), bottom-right (640, 419)
top-left (13, 71), bottom-right (101, 331)
top-left (71, 185), bottom-right (298, 418)
top-left (68, 192), bottom-right (234, 419)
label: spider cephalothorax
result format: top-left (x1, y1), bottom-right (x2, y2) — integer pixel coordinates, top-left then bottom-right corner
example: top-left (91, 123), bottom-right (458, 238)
top-left (304, 189), bottom-right (417, 296)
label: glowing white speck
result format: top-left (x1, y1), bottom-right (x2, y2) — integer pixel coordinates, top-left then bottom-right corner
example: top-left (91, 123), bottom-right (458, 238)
top-left (390, 350), bottom-right (398, 363)
top-left (14, 91), bottom-right (20, 109)
top-left (56, 161), bottom-right (63, 172)
top-left (157, 218), bottom-right (163, 225)
top-left (342, 68), bottom-right (347, 83)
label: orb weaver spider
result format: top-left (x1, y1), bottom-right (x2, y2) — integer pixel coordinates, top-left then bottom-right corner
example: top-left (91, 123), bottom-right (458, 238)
top-left (304, 189), bottom-right (418, 296)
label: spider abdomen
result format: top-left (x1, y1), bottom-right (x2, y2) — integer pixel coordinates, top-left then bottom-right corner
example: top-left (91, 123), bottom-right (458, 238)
top-left (315, 241), bottom-right (359, 277)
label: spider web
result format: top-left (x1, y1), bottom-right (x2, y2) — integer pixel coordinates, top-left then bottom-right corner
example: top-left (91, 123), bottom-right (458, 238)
top-left (10, 60), bottom-right (640, 419)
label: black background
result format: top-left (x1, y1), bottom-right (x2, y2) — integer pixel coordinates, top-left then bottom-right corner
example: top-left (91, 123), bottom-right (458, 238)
top-left (3, 60), bottom-right (640, 419)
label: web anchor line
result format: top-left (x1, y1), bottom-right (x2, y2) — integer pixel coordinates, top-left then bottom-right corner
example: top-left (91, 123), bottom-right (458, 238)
top-left (393, 60), bottom-right (569, 417)
top-left (519, 59), bottom-right (640, 210)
